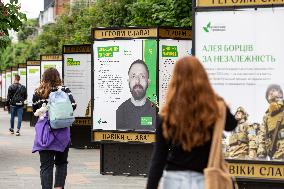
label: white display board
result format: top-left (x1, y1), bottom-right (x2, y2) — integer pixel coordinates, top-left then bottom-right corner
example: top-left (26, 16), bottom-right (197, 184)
top-left (1, 72), bottom-right (6, 101)
top-left (158, 40), bottom-right (192, 110)
top-left (93, 39), bottom-right (157, 131)
top-left (64, 53), bottom-right (91, 117)
top-left (18, 68), bottom-right (27, 87)
top-left (0, 73), bottom-right (2, 101)
top-left (11, 70), bottom-right (18, 81)
top-left (41, 60), bottom-right (62, 79)
top-left (5, 71), bottom-right (11, 99)
top-left (195, 8), bottom-right (284, 123)
top-left (27, 65), bottom-right (40, 107)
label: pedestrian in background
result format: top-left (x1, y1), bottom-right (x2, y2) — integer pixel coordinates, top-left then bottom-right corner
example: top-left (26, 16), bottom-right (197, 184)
top-left (6, 74), bottom-right (27, 136)
top-left (32, 68), bottom-right (76, 189)
top-left (146, 56), bottom-right (237, 189)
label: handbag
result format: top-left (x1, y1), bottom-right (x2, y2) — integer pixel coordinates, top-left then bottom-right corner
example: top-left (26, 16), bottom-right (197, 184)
top-left (204, 101), bottom-right (238, 189)
top-left (34, 116), bottom-right (54, 148)
top-left (33, 115), bottom-right (67, 149)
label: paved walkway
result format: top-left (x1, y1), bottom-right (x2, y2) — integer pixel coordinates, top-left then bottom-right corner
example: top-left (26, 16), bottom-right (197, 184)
top-left (0, 108), bottom-right (147, 188)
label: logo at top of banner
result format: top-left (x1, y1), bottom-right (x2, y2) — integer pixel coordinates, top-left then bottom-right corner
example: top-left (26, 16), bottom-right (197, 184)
top-left (162, 45), bottom-right (178, 57)
top-left (98, 46), bottom-right (119, 58)
top-left (203, 21), bottom-right (226, 33)
top-left (67, 58), bottom-right (80, 66)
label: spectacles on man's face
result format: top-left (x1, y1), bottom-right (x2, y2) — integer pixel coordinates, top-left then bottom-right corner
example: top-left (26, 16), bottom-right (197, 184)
top-left (129, 74), bottom-right (147, 80)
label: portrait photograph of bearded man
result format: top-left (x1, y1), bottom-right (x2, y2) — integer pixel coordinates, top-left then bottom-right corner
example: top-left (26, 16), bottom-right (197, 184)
top-left (116, 59), bottom-right (157, 131)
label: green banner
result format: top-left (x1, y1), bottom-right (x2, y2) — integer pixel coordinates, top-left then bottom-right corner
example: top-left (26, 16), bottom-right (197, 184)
top-left (141, 116), bottom-right (153, 126)
top-left (144, 40), bottom-right (157, 105)
top-left (162, 45), bottom-right (178, 57)
top-left (20, 71), bottom-right (26, 75)
top-left (44, 65), bottom-right (56, 70)
top-left (98, 46), bottom-right (119, 58)
top-left (29, 69), bottom-right (39, 74)
top-left (67, 58), bottom-right (80, 66)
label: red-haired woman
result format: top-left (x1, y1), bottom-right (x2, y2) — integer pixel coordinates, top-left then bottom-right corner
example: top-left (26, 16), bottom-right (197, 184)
top-left (146, 56), bottom-right (237, 189)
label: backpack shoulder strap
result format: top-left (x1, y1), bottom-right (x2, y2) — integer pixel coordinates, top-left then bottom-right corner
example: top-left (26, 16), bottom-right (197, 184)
top-left (11, 84), bottom-right (22, 101)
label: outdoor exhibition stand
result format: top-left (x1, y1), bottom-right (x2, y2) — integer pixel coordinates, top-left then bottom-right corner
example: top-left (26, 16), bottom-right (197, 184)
top-left (1, 70), bottom-right (7, 109)
top-left (193, 0), bottom-right (284, 188)
top-left (4, 67), bottom-right (11, 111)
top-left (0, 70), bottom-right (3, 108)
top-left (18, 63), bottom-right (30, 121)
top-left (10, 66), bottom-right (18, 112)
top-left (40, 54), bottom-right (63, 79)
top-left (92, 27), bottom-right (192, 175)
top-left (63, 44), bottom-right (98, 149)
top-left (26, 60), bottom-right (41, 126)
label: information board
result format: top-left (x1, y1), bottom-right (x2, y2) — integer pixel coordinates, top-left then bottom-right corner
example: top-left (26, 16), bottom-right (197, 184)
top-left (1, 71), bottom-right (6, 101)
top-left (11, 67), bottom-right (18, 82)
top-left (63, 45), bottom-right (92, 117)
top-left (194, 7), bottom-right (284, 163)
top-left (195, 8), bottom-right (284, 123)
top-left (40, 55), bottom-right (62, 79)
top-left (0, 72), bottom-right (2, 101)
top-left (158, 40), bottom-right (192, 110)
top-left (27, 61), bottom-right (41, 108)
top-left (93, 39), bottom-right (157, 131)
top-left (18, 64), bottom-right (27, 87)
top-left (5, 69), bottom-right (11, 100)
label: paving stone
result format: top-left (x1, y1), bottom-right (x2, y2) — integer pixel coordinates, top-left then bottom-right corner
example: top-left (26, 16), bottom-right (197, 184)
top-left (0, 109), bottom-right (147, 188)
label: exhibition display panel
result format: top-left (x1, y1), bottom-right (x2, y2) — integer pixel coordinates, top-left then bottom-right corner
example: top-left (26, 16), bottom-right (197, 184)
top-left (92, 27), bottom-right (192, 175)
top-left (63, 44), bottom-right (98, 148)
top-left (26, 60), bottom-right (41, 126)
top-left (193, 0), bottom-right (284, 188)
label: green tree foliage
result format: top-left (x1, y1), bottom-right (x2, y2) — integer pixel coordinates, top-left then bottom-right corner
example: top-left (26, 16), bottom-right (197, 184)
top-left (0, 0), bottom-right (26, 48)
top-left (127, 0), bottom-right (192, 27)
top-left (0, 0), bottom-right (192, 70)
top-left (0, 39), bottom-right (38, 70)
top-left (17, 18), bottom-right (38, 41)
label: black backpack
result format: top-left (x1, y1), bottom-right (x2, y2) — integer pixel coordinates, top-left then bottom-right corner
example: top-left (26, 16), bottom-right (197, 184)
top-left (10, 84), bottom-right (25, 106)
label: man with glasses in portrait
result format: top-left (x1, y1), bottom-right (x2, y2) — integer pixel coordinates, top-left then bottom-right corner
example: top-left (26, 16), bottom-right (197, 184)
top-left (116, 59), bottom-right (157, 131)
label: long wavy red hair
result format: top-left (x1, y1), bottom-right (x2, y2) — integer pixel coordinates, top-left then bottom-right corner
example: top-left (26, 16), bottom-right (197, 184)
top-left (161, 56), bottom-right (220, 152)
